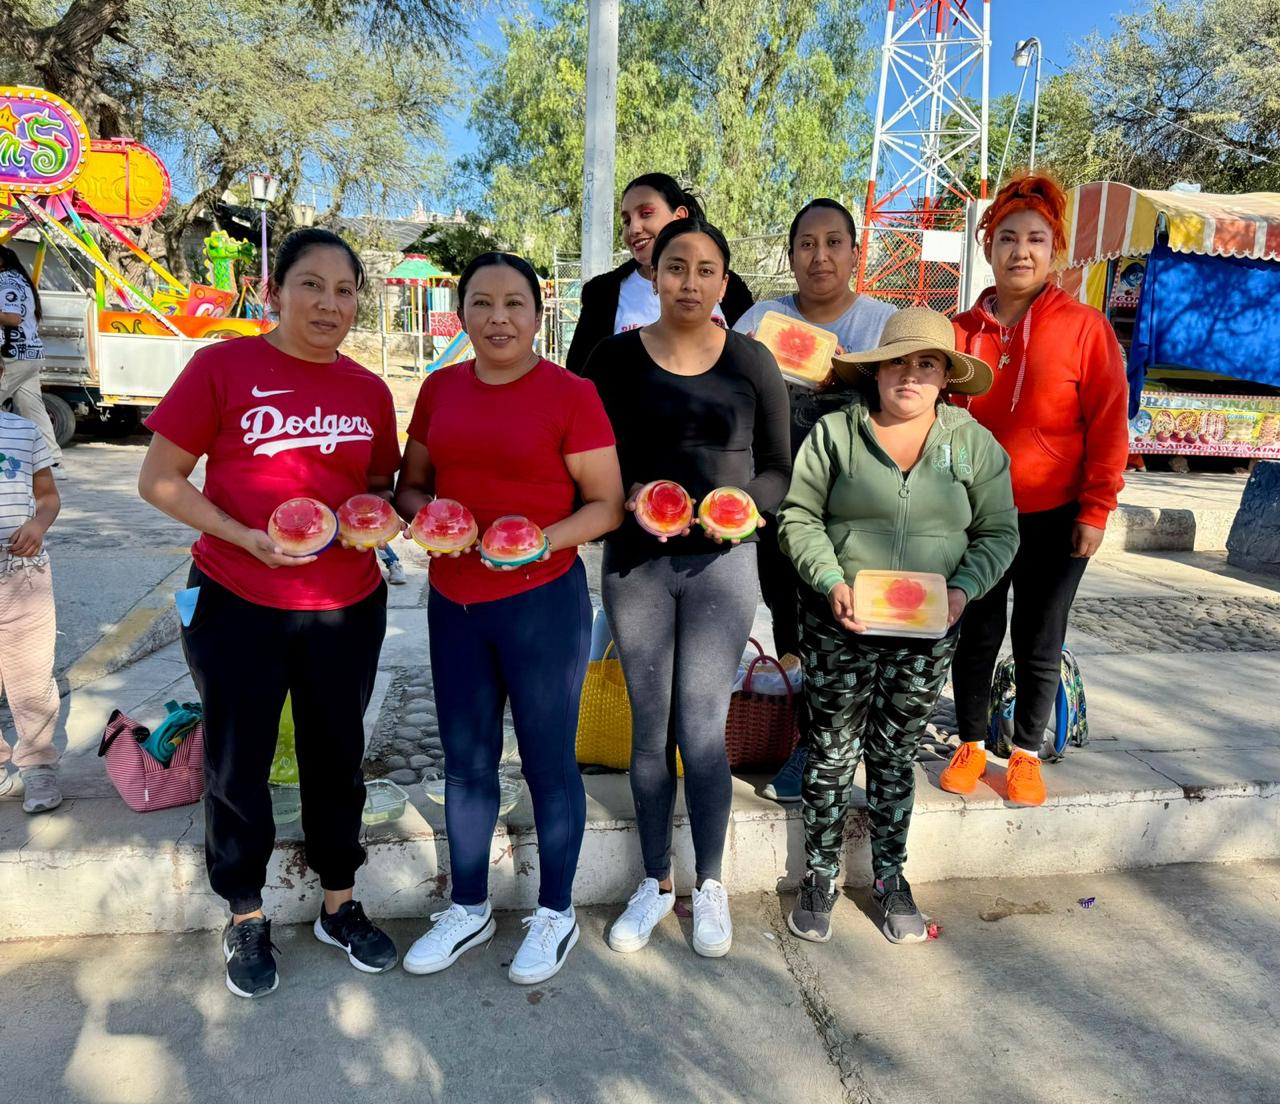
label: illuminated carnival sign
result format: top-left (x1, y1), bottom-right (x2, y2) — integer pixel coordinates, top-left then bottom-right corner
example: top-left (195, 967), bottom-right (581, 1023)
top-left (0, 86), bottom-right (90, 195)
top-left (77, 138), bottom-right (172, 225)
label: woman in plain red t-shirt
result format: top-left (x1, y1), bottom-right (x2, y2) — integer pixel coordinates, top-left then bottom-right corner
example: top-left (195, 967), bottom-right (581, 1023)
top-left (395, 252), bottom-right (623, 986)
top-left (139, 229), bottom-right (402, 997)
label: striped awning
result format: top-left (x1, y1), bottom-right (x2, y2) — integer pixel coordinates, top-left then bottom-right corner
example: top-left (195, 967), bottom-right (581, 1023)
top-left (1065, 181), bottom-right (1280, 268)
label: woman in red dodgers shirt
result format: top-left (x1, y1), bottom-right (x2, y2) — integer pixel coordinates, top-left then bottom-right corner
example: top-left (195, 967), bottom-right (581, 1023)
top-left (139, 229), bottom-right (401, 998)
top-left (940, 174), bottom-right (1128, 807)
top-left (395, 253), bottom-right (623, 986)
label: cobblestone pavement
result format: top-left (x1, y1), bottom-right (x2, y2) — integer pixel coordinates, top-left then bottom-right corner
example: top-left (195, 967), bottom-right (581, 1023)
top-left (1070, 595), bottom-right (1280, 653)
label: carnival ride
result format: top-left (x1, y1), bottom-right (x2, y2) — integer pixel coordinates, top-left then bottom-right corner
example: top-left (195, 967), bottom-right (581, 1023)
top-left (1060, 181), bottom-right (1280, 462)
top-left (0, 85), bottom-right (270, 439)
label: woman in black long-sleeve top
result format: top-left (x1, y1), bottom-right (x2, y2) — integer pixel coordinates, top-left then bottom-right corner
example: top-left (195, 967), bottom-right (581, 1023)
top-left (583, 217), bottom-right (790, 961)
top-left (565, 173), bottom-right (754, 376)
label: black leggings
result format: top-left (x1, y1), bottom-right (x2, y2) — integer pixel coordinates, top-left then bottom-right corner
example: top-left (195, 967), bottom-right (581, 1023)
top-left (181, 565), bottom-right (386, 914)
top-left (952, 502), bottom-right (1088, 753)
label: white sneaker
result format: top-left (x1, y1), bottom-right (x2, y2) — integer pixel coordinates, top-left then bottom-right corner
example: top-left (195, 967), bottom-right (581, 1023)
top-left (509, 906), bottom-right (579, 985)
top-left (692, 879), bottom-right (732, 957)
top-left (608, 878), bottom-right (675, 953)
top-left (385, 559), bottom-right (407, 585)
top-left (403, 902), bottom-right (495, 975)
top-left (20, 766), bottom-right (62, 814)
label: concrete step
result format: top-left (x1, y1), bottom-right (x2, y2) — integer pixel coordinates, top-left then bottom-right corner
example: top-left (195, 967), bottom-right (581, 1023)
top-left (5, 740), bottom-right (1278, 939)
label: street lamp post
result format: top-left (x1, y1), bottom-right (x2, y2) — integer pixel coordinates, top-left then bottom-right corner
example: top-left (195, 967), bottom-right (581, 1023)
top-left (1012, 37), bottom-right (1043, 170)
top-left (249, 171), bottom-right (280, 287)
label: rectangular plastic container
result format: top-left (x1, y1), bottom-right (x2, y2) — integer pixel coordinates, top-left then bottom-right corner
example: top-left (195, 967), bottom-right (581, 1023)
top-left (362, 778), bottom-right (410, 825)
top-left (852, 570), bottom-right (949, 638)
top-left (754, 310), bottom-right (839, 389)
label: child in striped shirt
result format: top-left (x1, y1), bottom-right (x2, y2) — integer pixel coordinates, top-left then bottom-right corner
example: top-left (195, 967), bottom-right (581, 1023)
top-left (0, 361), bottom-right (63, 812)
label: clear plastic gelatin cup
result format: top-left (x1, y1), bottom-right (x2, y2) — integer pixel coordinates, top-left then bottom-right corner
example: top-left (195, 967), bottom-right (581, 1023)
top-left (410, 498), bottom-right (479, 554)
top-left (479, 515), bottom-right (548, 569)
top-left (337, 494), bottom-right (402, 549)
top-left (697, 487), bottom-right (759, 541)
top-left (634, 480), bottom-right (694, 538)
top-left (267, 497), bottom-right (338, 557)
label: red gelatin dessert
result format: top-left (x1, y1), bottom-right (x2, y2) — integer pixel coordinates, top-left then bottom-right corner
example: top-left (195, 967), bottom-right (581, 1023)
top-left (852, 570), bottom-right (948, 638)
top-left (479, 515), bottom-right (547, 568)
top-left (697, 487), bottom-right (759, 541)
top-left (267, 497), bottom-right (338, 557)
top-left (634, 480), bottom-right (694, 538)
top-left (410, 498), bottom-right (478, 554)
top-left (337, 494), bottom-right (402, 549)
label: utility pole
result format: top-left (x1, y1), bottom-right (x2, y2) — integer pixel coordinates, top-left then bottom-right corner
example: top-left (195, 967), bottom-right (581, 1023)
top-left (581, 0), bottom-right (619, 281)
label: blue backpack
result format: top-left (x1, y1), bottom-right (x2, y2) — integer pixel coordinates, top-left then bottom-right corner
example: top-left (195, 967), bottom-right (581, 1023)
top-left (986, 647), bottom-right (1088, 762)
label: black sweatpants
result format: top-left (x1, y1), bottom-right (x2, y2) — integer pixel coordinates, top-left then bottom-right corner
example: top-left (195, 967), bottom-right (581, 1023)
top-left (951, 502), bottom-right (1088, 753)
top-left (181, 565), bottom-right (387, 914)
top-left (757, 517), bottom-right (802, 660)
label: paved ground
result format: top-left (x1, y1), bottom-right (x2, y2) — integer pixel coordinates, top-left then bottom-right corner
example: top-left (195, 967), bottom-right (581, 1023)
top-left (2, 860), bottom-right (1276, 1104)
top-left (44, 440), bottom-right (198, 675)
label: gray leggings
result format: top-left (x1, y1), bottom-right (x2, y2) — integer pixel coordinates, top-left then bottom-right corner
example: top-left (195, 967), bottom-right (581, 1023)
top-left (602, 543), bottom-right (759, 884)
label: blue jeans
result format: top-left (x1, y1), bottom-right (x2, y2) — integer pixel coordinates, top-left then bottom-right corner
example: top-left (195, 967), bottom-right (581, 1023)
top-left (427, 558), bottom-right (591, 912)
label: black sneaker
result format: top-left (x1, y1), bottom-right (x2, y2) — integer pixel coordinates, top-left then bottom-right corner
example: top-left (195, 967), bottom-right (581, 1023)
top-left (222, 917), bottom-right (280, 998)
top-left (314, 900), bottom-right (398, 973)
top-left (787, 871), bottom-right (838, 943)
top-left (873, 874), bottom-right (928, 944)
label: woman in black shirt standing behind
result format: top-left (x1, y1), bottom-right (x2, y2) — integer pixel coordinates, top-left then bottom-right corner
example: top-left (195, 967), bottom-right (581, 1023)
top-left (565, 173), bottom-right (754, 375)
top-left (584, 218), bottom-right (790, 959)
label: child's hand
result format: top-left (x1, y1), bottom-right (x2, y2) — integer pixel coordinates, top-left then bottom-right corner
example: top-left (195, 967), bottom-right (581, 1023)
top-left (8, 519), bottom-right (47, 558)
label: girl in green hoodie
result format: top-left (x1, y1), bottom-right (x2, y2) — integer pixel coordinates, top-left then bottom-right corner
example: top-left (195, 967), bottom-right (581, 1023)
top-left (777, 308), bottom-right (1017, 946)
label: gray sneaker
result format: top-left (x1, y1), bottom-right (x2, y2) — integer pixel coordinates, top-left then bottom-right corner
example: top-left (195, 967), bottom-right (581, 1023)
top-left (873, 874), bottom-right (928, 944)
top-left (20, 765), bottom-right (62, 814)
top-left (787, 871), bottom-right (838, 943)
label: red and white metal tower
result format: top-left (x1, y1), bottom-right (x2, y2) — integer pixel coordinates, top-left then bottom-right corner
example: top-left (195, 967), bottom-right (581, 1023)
top-left (857, 0), bottom-right (991, 313)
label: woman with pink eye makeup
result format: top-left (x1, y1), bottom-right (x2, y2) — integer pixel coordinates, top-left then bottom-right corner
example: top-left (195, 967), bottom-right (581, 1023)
top-left (565, 173), bottom-right (754, 375)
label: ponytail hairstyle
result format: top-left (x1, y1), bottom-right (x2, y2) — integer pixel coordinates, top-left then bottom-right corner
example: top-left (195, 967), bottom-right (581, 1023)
top-left (456, 252), bottom-right (543, 316)
top-left (621, 173), bottom-right (707, 221)
top-left (650, 217), bottom-right (732, 272)
top-left (271, 228), bottom-right (366, 292)
top-left (0, 246), bottom-right (42, 322)
top-left (788, 198), bottom-right (859, 254)
top-left (977, 173), bottom-right (1069, 259)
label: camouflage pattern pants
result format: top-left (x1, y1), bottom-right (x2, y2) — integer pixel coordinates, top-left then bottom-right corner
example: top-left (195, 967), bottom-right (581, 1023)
top-left (800, 596), bottom-right (959, 882)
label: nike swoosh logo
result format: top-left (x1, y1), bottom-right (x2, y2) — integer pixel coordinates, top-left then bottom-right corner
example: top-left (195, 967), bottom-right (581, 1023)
top-left (251, 386), bottom-right (294, 398)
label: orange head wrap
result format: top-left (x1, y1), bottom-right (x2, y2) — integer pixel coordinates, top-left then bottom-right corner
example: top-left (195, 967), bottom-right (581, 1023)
top-left (977, 173), bottom-right (1068, 259)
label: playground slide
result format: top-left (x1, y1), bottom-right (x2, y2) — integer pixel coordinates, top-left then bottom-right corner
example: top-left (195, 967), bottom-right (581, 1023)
top-left (426, 331), bottom-right (473, 372)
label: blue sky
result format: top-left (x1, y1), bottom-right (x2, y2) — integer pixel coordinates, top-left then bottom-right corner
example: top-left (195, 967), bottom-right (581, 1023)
top-left (438, 0), bottom-right (1131, 170)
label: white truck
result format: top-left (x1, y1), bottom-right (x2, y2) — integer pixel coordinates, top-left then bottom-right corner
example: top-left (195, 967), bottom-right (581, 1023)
top-left (32, 288), bottom-right (233, 445)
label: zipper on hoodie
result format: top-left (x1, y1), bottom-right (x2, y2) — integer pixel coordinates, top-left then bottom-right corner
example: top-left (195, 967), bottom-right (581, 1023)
top-left (853, 408), bottom-right (951, 571)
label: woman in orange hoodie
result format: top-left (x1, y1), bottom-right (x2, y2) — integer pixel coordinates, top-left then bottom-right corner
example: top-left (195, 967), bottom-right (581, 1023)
top-left (941, 174), bottom-right (1129, 807)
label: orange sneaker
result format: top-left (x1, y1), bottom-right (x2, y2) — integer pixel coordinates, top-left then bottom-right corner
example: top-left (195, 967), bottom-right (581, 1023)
top-left (1006, 751), bottom-right (1046, 806)
top-left (940, 742), bottom-right (986, 794)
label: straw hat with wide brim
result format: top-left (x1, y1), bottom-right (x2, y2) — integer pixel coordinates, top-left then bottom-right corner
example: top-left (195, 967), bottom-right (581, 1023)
top-left (832, 307), bottom-right (993, 396)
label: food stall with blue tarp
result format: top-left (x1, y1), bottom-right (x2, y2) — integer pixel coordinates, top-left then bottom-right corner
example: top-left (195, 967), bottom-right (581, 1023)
top-left (1059, 182), bottom-right (1280, 461)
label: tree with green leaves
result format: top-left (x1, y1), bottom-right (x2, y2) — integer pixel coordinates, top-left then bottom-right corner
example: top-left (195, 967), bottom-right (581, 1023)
top-left (1060, 0), bottom-right (1280, 194)
top-left (461, 0), bottom-right (877, 268)
top-left (407, 219), bottom-right (506, 277)
top-left (3, 1), bottom-right (464, 279)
